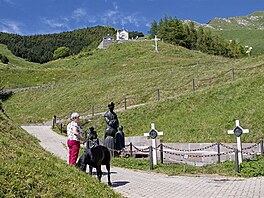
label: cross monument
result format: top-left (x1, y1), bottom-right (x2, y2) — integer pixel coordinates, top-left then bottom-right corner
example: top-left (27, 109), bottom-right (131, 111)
top-left (152, 35), bottom-right (160, 54)
top-left (144, 123), bottom-right (163, 165)
top-left (227, 120), bottom-right (249, 164)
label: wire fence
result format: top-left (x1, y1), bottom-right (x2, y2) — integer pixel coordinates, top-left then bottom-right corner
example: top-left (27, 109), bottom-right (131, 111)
top-left (106, 140), bottom-right (264, 166)
top-left (18, 61), bottom-right (262, 124)
top-left (83, 62), bottom-right (264, 116)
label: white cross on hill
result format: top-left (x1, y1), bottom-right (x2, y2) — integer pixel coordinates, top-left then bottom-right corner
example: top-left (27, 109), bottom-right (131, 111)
top-left (152, 35), bottom-right (160, 54)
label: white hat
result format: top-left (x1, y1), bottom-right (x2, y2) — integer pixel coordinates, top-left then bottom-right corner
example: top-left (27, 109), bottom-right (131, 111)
top-left (71, 112), bottom-right (80, 120)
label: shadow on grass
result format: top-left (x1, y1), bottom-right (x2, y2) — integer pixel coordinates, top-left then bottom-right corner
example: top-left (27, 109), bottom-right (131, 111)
top-left (0, 89), bottom-right (13, 102)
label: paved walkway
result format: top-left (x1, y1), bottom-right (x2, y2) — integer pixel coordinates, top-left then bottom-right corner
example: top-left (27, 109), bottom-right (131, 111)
top-left (21, 125), bottom-right (264, 198)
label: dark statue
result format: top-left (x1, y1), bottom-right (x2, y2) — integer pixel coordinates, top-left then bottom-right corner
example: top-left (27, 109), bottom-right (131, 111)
top-left (86, 126), bottom-right (99, 149)
top-left (104, 102), bottom-right (119, 156)
top-left (115, 125), bottom-right (125, 156)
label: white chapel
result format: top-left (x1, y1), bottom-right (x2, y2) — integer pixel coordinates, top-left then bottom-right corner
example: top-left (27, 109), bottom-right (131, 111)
top-left (116, 29), bottom-right (129, 41)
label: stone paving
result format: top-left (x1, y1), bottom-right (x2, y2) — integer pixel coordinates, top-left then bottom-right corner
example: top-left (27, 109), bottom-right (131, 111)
top-left (22, 125), bottom-right (264, 198)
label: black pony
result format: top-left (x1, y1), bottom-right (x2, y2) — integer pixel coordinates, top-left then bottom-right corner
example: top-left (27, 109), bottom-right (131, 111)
top-left (76, 145), bottom-right (112, 186)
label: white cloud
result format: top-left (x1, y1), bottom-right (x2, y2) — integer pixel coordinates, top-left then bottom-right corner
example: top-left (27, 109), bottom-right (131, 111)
top-left (99, 1), bottom-right (145, 30)
top-left (2, 0), bottom-right (15, 4)
top-left (87, 17), bottom-right (97, 23)
top-left (104, 2), bottom-right (119, 18)
top-left (41, 18), bottom-right (69, 29)
top-left (121, 15), bottom-right (139, 27)
top-left (73, 8), bottom-right (87, 20)
top-left (105, 10), bottom-right (119, 18)
top-left (145, 22), bottom-right (151, 28)
top-left (0, 19), bottom-right (22, 34)
top-left (38, 1), bottom-right (147, 33)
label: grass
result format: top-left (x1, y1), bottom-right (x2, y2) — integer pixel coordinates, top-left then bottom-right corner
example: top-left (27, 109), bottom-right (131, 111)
top-left (213, 29), bottom-right (264, 56)
top-left (0, 112), bottom-right (123, 198)
top-left (2, 41), bottom-right (264, 143)
top-left (1, 39), bottom-right (264, 197)
top-left (207, 11), bottom-right (264, 56)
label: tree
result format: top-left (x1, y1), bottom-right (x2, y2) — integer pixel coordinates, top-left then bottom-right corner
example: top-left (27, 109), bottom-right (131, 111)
top-left (53, 47), bottom-right (70, 60)
top-left (184, 22), bottom-right (197, 50)
top-left (0, 26), bottom-right (116, 63)
top-left (1, 55), bottom-right (9, 64)
top-left (129, 31), bottom-right (144, 39)
top-left (149, 20), bottom-right (158, 38)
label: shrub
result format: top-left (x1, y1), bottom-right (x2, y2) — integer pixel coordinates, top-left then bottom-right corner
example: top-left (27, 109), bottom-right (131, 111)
top-left (1, 55), bottom-right (9, 64)
top-left (53, 47), bottom-right (70, 60)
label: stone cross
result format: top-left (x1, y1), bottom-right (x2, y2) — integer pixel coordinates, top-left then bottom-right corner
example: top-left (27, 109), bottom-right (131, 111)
top-left (152, 35), bottom-right (160, 54)
top-left (228, 120), bottom-right (249, 164)
top-left (144, 123), bottom-right (163, 165)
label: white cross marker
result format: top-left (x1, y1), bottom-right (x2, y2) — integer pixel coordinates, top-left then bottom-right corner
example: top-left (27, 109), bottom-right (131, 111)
top-left (228, 120), bottom-right (249, 164)
top-left (144, 123), bottom-right (163, 165)
top-left (152, 35), bottom-right (160, 54)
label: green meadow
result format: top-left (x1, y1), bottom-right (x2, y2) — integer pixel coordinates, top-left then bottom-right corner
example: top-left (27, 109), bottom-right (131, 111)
top-left (1, 36), bottom-right (264, 197)
top-left (213, 29), bottom-right (264, 56)
top-left (2, 41), bottom-right (264, 143)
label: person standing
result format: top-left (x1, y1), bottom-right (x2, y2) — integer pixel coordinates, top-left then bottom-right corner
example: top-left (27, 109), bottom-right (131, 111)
top-left (67, 112), bottom-right (82, 165)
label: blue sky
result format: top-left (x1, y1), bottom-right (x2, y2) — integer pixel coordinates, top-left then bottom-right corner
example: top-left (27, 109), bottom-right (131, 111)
top-left (0, 0), bottom-right (263, 35)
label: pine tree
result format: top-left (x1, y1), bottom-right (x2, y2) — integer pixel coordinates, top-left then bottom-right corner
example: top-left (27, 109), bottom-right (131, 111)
top-left (149, 20), bottom-right (158, 38)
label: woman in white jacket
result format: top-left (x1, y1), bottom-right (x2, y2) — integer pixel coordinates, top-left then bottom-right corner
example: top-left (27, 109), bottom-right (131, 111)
top-left (67, 112), bottom-right (82, 165)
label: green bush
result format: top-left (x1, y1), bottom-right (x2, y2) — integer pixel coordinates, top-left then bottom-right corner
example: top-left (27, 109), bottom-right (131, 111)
top-left (53, 46), bottom-right (70, 60)
top-left (240, 156), bottom-right (264, 177)
top-left (1, 54), bottom-right (9, 64)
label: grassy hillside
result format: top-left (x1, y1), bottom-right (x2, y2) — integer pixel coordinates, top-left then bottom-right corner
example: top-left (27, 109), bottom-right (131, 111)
top-left (0, 112), bottom-right (122, 197)
top-left (2, 40), bottom-right (264, 143)
top-left (0, 44), bottom-right (70, 88)
top-left (207, 11), bottom-right (264, 56)
top-left (208, 11), bottom-right (264, 30)
top-left (211, 30), bottom-right (264, 56)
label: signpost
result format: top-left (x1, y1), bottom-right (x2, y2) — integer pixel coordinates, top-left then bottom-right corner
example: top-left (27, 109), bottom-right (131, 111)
top-left (228, 120), bottom-right (249, 164)
top-left (144, 123), bottom-right (163, 165)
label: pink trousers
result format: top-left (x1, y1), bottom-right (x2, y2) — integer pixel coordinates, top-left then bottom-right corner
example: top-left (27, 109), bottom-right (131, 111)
top-left (67, 140), bottom-right (80, 165)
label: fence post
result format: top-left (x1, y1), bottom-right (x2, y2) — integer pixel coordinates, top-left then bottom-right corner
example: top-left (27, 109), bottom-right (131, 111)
top-left (232, 67), bottom-right (235, 81)
top-left (235, 149), bottom-right (239, 173)
top-left (92, 105), bottom-right (95, 116)
top-left (60, 123), bottom-right (63, 133)
top-left (217, 142), bottom-right (221, 163)
top-left (160, 143), bottom-right (163, 164)
top-left (52, 115), bottom-right (56, 129)
top-left (157, 89), bottom-right (160, 101)
top-left (124, 97), bottom-right (127, 110)
top-left (192, 79), bottom-right (195, 91)
top-left (260, 139), bottom-right (264, 155)
top-left (149, 146), bottom-right (153, 170)
top-left (129, 142), bottom-right (133, 157)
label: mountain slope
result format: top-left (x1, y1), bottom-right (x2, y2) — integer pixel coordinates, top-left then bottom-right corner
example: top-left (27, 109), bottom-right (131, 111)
top-left (205, 11), bottom-right (264, 56)
top-left (2, 40), bottom-right (264, 143)
top-left (207, 11), bottom-right (264, 30)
